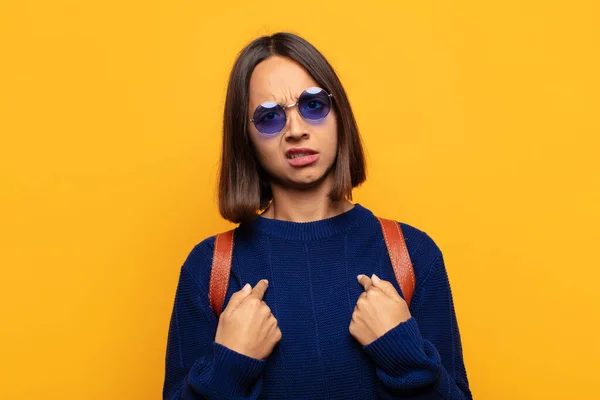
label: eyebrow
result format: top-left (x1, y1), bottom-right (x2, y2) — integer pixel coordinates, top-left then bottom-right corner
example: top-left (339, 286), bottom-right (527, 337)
top-left (262, 93), bottom-right (299, 107)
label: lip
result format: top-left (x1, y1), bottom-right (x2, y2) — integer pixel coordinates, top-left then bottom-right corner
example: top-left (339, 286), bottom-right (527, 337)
top-left (287, 153), bottom-right (319, 167)
top-left (285, 147), bottom-right (319, 168)
top-left (285, 147), bottom-right (318, 158)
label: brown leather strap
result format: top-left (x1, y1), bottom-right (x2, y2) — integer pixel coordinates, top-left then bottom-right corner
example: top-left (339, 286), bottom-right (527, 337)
top-left (209, 229), bottom-right (234, 318)
top-left (209, 218), bottom-right (415, 317)
top-left (377, 217), bottom-right (416, 307)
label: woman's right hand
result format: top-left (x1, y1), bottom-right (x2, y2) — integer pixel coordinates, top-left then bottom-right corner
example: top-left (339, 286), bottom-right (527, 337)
top-left (214, 279), bottom-right (282, 360)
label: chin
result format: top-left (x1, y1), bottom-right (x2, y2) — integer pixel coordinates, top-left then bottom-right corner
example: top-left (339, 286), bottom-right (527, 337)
top-left (288, 167), bottom-right (334, 189)
top-left (265, 160), bottom-right (336, 190)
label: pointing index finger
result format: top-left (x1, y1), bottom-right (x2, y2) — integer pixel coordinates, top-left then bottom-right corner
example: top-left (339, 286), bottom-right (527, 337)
top-left (357, 274), bottom-right (373, 291)
top-left (249, 279), bottom-right (269, 300)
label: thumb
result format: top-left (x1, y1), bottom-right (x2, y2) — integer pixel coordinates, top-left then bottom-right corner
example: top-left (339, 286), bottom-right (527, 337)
top-left (371, 274), bottom-right (403, 301)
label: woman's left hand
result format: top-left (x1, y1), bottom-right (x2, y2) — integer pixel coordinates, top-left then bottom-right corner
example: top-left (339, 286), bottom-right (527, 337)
top-left (349, 274), bottom-right (412, 346)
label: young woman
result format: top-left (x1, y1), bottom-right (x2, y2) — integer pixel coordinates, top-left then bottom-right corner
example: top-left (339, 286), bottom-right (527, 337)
top-left (163, 32), bottom-right (472, 399)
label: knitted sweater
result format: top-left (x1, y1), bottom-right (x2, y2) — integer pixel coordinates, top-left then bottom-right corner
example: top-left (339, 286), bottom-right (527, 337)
top-left (163, 204), bottom-right (472, 399)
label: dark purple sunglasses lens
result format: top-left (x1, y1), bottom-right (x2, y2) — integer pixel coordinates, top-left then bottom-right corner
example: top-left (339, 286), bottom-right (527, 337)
top-left (298, 88), bottom-right (331, 120)
top-left (253, 102), bottom-right (286, 135)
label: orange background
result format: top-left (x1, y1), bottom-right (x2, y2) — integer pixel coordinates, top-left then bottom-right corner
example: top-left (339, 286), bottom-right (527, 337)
top-left (1, 0), bottom-right (599, 399)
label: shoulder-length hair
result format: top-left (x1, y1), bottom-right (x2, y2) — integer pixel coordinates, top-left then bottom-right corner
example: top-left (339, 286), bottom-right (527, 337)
top-left (218, 32), bottom-right (367, 224)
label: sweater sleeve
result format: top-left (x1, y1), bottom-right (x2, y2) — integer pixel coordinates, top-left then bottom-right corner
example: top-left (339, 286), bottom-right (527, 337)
top-left (162, 248), bottom-right (267, 400)
top-left (361, 253), bottom-right (472, 399)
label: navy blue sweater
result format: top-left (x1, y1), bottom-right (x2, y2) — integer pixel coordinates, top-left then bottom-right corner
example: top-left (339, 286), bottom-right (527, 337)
top-left (163, 204), bottom-right (471, 399)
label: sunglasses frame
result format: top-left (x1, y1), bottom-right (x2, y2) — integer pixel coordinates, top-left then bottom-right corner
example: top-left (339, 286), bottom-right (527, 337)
top-left (250, 87), bottom-right (333, 135)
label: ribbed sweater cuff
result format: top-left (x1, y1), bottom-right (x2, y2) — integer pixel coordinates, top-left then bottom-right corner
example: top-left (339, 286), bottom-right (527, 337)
top-left (362, 317), bottom-right (430, 376)
top-left (208, 342), bottom-right (266, 396)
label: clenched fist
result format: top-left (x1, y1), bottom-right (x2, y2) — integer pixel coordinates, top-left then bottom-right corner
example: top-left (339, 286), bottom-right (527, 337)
top-left (349, 274), bottom-right (411, 346)
top-left (215, 279), bottom-right (282, 360)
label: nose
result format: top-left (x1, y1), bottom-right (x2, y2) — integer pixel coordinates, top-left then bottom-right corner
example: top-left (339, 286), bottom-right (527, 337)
top-left (284, 106), bottom-right (309, 142)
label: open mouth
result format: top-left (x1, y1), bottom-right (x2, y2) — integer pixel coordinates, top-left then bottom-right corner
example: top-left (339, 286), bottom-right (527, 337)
top-left (285, 149), bottom-right (320, 167)
top-left (285, 148), bottom-right (318, 159)
top-left (287, 152), bottom-right (315, 159)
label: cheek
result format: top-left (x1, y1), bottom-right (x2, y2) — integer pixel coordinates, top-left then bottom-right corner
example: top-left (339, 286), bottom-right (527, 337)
top-left (249, 132), bottom-right (280, 167)
top-left (323, 113), bottom-right (339, 153)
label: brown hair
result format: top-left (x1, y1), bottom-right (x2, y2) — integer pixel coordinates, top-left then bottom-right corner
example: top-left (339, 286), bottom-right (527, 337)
top-left (218, 32), bottom-right (367, 224)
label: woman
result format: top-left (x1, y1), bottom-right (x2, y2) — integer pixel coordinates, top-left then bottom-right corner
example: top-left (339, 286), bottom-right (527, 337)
top-left (163, 32), bottom-right (472, 399)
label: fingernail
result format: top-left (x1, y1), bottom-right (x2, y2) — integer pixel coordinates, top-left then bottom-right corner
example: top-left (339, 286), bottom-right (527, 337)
top-left (371, 274), bottom-right (381, 284)
top-left (357, 274), bottom-right (363, 281)
top-left (243, 283), bottom-right (251, 292)
top-left (263, 279), bottom-right (269, 286)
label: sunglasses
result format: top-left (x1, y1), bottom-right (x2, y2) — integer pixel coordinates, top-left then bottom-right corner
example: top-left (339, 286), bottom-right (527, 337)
top-left (250, 87), bottom-right (333, 135)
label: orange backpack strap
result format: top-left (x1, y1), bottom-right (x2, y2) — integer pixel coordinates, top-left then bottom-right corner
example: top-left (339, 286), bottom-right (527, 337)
top-left (209, 229), bottom-right (235, 318)
top-left (209, 218), bottom-right (416, 317)
top-left (376, 217), bottom-right (416, 307)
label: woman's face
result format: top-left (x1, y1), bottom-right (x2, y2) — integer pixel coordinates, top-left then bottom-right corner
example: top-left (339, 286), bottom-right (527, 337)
top-left (247, 55), bottom-right (338, 190)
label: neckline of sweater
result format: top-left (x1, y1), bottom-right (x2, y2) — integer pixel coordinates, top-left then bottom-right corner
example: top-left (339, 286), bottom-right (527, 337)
top-left (239, 203), bottom-right (374, 241)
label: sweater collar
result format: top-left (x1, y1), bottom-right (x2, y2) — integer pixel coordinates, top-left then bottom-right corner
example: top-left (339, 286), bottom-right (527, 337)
top-left (243, 203), bottom-right (373, 241)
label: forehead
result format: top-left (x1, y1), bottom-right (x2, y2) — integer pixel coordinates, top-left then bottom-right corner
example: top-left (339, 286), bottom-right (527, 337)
top-left (248, 56), bottom-right (319, 106)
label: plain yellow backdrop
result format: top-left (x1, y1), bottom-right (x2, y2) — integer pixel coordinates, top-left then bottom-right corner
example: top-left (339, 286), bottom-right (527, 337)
top-left (1, 0), bottom-right (599, 399)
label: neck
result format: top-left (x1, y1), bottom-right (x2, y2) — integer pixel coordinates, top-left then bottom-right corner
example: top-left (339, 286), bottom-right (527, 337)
top-left (262, 175), bottom-right (354, 222)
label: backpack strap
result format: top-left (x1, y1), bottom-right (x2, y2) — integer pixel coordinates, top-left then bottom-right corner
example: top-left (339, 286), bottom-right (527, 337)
top-left (209, 218), bottom-right (415, 317)
top-left (209, 229), bottom-right (235, 318)
top-left (376, 217), bottom-right (416, 307)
